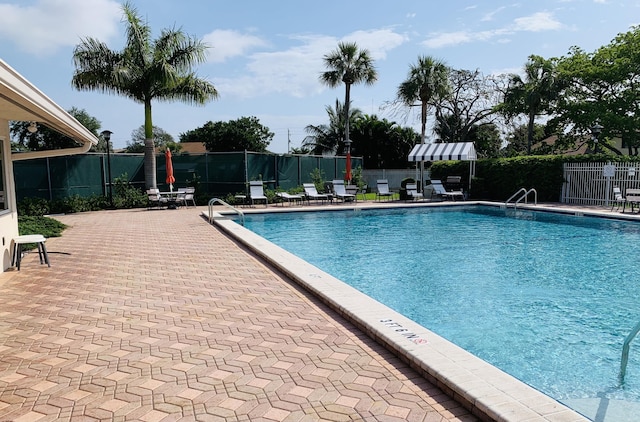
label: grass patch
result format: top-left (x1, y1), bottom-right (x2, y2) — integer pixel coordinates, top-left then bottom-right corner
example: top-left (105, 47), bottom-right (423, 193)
top-left (18, 216), bottom-right (67, 238)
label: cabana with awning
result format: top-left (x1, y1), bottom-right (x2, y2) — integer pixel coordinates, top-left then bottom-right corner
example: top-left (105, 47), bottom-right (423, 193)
top-left (408, 142), bottom-right (477, 191)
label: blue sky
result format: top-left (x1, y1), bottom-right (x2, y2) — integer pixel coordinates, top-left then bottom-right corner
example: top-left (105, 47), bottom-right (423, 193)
top-left (1, 0), bottom-right (638, 152)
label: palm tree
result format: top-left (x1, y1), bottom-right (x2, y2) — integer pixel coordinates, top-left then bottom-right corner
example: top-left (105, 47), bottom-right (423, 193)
top-left (498, 55), bottom-right (561, 154)
top-left (302, 100), bottom-right (362, 155)
top-left (320, 42), bottom-right (377, 180)
top-left (396, 55), bottom-right (449, 145)
top-left (72, 2), bottom-right (218, 189)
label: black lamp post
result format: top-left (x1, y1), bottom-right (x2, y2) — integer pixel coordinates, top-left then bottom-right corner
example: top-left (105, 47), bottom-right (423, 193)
top-left (591, 122), bottom-right (603, 154)
top-left (100, 130), bottom-right (113, 207)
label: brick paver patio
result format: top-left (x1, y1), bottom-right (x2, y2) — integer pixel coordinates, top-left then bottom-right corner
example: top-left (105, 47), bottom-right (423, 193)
top-left (0, 207), bottom-right (476, 421)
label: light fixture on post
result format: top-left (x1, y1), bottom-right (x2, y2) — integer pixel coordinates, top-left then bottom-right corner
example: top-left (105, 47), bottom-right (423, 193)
top-left (100, 130), bottom-right (114, 208)
top-left (27, 122), bottom-right (37, 133)
top-left (591, 122), bottom-right (603, 154)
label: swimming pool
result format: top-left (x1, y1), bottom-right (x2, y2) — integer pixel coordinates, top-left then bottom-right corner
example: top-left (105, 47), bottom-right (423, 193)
top-left (242, 206), bottom-right (640, 406)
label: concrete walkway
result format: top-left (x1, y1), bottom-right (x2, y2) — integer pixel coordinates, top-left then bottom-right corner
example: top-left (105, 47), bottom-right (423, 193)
top-left (0, 207), bottom-right (476, 421)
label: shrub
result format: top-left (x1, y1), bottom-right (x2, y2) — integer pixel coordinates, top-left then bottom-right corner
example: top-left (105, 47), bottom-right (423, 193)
top-left (310, 168), bottom-right (325, 192)
top-left (17, 197), bottom-right (50, 216)
top-left (112, 173), bottom-right (147, 208)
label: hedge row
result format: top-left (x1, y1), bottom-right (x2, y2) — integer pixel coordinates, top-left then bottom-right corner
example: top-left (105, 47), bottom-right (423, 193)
top-left (430, 154), bottom-right (640, 202)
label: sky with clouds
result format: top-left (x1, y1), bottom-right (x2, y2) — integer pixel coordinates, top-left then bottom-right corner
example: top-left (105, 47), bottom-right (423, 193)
top-left (0, 0), bottom-right (637, 152)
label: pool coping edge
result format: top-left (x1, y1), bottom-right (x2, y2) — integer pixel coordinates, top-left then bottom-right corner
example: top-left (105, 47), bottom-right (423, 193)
top-left (203, 203), bottom-right (590, 422)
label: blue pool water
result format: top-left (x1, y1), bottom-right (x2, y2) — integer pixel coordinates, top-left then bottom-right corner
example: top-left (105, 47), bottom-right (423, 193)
top-left (242, 206), bottom-right (640, 404)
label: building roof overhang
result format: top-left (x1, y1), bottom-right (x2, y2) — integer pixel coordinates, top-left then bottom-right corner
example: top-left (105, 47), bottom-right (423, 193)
top-left (0, 59), bottom-right (98, 160)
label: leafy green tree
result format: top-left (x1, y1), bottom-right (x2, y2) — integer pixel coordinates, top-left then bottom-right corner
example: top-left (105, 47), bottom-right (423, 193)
top-left (434, 113), bottom-right (502, 158)
top-left (553, 27), bottom-right (640, 155)
top-left (350, 114), bottom-right (418, 169)
top-left (125, 125), bottom-right (175, 153)
top-left (10, 107), bottom-right (101, 151)
top-left (469, 123), bottom-right (501, 158)
top-left (320, 42), bottom-right (377, 155)
top-left (497, 55), bottom-right (562, 154)
top-left (302, 100), bottom-right (362, 155)
top-left (289, 146), bottom-right (311, 154)
top-left (71, 1), bottom-right (218, 189)
top-left (180, 117), bottom-right (273, 152)
top-left (503, 123), bottom-right (547, 157)
top-left (396, 56), bottom-right (450, 144)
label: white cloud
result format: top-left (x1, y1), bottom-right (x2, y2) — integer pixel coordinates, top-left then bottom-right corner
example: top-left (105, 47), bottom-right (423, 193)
top-left (422, 31), bottom-right (473, 48)
top-left (342, 29), bottom-right (407, 60)
top-left (422, 11), bottom-right (563, 49)
top-left (512, 12), bottom-right (563, 31)
top-left (481, 6), bottom-right (506, 22)
top-left (217, 29), bottom-right (406, 99)
top-left (0, 0), bottom-right (121, 56)
top-left (203, 29), bottom-right (268, 63)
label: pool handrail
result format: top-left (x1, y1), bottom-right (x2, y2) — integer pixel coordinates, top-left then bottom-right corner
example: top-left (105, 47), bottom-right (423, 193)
top-left (506, 188), bottom-right (537, 208)
top-left (208, 198), bottom-right (244, 226)
top-left (619, 320), bottom-right (640, 384)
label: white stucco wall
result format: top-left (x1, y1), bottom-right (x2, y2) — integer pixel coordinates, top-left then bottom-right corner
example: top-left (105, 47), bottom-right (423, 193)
top-left (0, 120), bottom-right (20, 271)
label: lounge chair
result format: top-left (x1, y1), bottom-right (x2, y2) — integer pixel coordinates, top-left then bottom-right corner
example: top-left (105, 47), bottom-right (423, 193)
top-left (405, 183), bottom-right (423, 201)
top-left (276, 191), bottom-right (304, 206)
top-left (612, 186), bottom-right (626, 211)
top-left (332, 180), bottom-right (356, 202)
top-left (303, 183), bottom-right (330, 204)
top-left (249, 181), bottom-right (268, 207)
top-left (430, 179), bottom-right (464, 201)
top-left (376, 179), bottom-right (394, 201)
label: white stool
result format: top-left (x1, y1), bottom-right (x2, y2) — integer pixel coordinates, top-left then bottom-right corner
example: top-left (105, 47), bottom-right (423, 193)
top-left (12, 234), bottom-right (50, 271)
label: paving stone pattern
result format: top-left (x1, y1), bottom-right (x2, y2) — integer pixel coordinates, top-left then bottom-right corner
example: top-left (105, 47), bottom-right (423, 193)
top-left (0, 208), bottom-right (476, 421)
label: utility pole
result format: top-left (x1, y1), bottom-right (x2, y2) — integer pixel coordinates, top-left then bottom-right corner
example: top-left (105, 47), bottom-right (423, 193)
top-left (287, 129), bottom-right (291, 153)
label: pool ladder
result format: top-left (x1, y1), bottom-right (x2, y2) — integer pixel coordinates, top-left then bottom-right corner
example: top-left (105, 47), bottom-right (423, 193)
top-left (208, 198), bottom-right (245, 226)
top-left (505, 188), bottom-right (537, 208)
top-left (619, 321), bottom-right (640, 385)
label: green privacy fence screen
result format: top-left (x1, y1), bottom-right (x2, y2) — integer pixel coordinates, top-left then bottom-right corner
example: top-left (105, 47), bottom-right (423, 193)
top-left (13, 151), bottom-right (362, 201)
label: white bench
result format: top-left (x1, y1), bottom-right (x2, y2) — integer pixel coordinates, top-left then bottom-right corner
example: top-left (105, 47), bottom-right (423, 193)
top-left (12, 234), bottom-right (50, 271)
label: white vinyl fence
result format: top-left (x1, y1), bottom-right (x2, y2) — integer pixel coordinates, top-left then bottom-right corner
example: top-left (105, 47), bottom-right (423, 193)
top-left (562, 162), bottom-right (640, 205)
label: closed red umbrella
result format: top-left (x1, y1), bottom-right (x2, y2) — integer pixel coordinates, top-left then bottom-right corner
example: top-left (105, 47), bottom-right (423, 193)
top-left (165, 149), bottom-right (175, 191)
top-left (345, 151), bottom-right (352, 182)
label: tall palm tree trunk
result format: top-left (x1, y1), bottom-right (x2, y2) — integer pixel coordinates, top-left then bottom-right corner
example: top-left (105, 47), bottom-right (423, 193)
top-left (420, 101), bottom-right (427, 144)
top-left (344, 83), bottom-right (351, 145)
top-left (527, 110), bottom-right (535, 155)
top-left (143, 101), bottom-right (157, 189)
top-left (419, 101), bottom-right (428, 192)
top-left (344, 82), bottom-right (352, 182)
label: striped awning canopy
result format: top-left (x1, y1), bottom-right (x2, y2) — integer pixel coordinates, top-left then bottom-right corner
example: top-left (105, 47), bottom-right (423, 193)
top-left (408, 142), bottom-right (477, 162)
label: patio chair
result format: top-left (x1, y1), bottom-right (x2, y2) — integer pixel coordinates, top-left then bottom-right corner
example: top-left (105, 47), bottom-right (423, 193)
top-left (249, 181), bottom-right (268, 207)
top-left (146, 188), bottom-right (167, 209)
top-left (184, 187), bottom-right (196, 207)
top-left (612, 186), bottom-right (626, 211)
top-left (332, 180), bottom-right (356, 202)
top-left (376, 179), bottom-right (394, 201)
top-left (174, 188), bottom-right (187, 207)
top-left (405, 183), bottom-right (423, 201)
top-left (303, 183), bottom-right (330, 204)
top-left (430, 179), bottom-right (464, 201)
